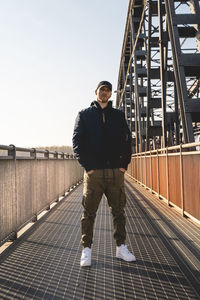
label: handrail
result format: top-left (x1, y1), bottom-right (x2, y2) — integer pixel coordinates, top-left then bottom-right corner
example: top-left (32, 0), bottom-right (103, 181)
top-left (127, 141), bottom-right (200, 224)
top-left (131, 141), bottom-right (200, 157)
top-left (0, 144), bottom-right (83, 245)
top-left (0, 144), bottom-right (76, 160)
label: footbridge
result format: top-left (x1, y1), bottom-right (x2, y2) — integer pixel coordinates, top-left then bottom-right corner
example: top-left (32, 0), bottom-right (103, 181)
top-left (0, 1), bottom-right (200, 299)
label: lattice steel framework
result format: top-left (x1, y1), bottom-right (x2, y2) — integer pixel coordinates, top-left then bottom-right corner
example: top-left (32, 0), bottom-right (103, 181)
top-left (116, 0), bottom-right (200, 152)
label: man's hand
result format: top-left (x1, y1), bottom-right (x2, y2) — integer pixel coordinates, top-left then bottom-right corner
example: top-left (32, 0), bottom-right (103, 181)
top-left (87, 170), bottom-right (94, 175)
top-left (119, 168), bottom-right (126, 173)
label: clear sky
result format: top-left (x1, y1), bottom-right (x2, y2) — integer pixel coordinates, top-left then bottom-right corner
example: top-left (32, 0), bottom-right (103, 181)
top-left (0, 0), bottom-right (129, 148)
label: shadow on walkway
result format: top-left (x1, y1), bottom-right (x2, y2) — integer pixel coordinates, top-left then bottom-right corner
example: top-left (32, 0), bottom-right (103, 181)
top-left (0, 179), bottom-right (199, 299)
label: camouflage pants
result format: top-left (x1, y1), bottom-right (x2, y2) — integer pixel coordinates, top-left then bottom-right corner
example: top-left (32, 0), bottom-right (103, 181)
top-left (81, 168), bottom-right (126, 248)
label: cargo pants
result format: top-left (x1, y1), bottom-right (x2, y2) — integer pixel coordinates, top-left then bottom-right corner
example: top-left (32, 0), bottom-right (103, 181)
top-left (81, 168), bottom-right (126, 248)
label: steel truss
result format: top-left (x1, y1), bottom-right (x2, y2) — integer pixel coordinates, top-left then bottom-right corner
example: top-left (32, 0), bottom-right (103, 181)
top-left (116, 0), bottom-right (200, 152)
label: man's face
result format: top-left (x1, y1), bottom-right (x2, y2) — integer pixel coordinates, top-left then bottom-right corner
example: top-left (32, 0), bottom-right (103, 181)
top-left (95, 86), bottom-right (112, 103)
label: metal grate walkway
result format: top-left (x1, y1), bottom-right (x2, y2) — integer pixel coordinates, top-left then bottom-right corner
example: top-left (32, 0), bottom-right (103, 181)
top-left (0, 177), bottom-right (200, 299)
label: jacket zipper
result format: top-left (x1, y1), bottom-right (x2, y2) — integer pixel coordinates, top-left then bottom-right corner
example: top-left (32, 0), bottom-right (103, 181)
top-left (102, 112), bottom-right (105, 123)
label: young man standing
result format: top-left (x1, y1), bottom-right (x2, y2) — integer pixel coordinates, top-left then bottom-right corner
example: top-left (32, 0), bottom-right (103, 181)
top-left (73, 80), bottom-right (136, 267)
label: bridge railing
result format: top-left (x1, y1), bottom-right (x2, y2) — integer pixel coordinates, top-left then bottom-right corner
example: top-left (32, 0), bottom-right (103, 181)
top-left (0, 144), bottom-right (83, 245)
top-left (127, 142), bottom-right (200, 223)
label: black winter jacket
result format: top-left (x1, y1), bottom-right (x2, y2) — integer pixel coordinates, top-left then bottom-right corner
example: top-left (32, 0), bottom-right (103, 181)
top-left (72, 101), bottom-right (132, 172)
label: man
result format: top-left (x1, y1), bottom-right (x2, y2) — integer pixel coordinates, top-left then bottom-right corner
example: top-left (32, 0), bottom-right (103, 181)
top-left (73, 80), bottom-right (136, 267)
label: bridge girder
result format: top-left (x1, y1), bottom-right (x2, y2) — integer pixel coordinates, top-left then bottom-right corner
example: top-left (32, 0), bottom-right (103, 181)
top-left (116, 0), bottom-right (200, 152)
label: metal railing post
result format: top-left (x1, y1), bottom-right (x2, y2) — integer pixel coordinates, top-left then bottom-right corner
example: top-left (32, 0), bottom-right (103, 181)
top-left (44, 150), bottom-right (49, 159)
top-left (145, 151), bottom-right (147, 187)
top-left (8, 144), bottom-right (18, 240)
top-left (140, 154), bottom-right (142, 184)
top-left (180, 144), bottom-right (185, 216)
top-left (150, 151), bottom-right (152, 191)
top-left (157, 149), bottom-right (160, 197)
top-left (166, 147), bottom-right (170, 205)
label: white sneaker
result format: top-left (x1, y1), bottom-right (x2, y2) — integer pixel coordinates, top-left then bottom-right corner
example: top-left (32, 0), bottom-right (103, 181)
top-left (116, 244), bottom-right (136, 262)
top-left (80, 247), bottom-right (91, 267)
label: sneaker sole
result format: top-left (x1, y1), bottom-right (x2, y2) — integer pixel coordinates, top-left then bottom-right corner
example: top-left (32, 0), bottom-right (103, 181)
top-left (116, 254), bottom-right (136, 262)
top-left (80, 261), bottom-right (91, 267)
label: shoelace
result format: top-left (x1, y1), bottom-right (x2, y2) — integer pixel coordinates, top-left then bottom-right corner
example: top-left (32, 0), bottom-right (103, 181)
top-left (83, 249), bottom-right (90, 257)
